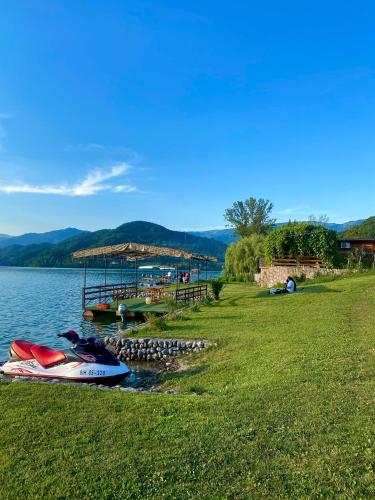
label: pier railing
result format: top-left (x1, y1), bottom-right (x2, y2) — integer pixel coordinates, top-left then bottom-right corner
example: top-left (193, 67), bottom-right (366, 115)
top-left (175, 284), bottom-right (208, 304)
top-left (82, 282), bottom-right (137, 308)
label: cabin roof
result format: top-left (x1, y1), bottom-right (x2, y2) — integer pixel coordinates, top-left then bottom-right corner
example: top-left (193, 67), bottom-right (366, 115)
top-left (72, 241), bottom-right (217, 262)
top-left (339, 238), bottom-right (375, 242)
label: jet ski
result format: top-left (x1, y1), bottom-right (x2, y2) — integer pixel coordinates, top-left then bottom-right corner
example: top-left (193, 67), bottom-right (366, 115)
top-left (0, 330), bottom-right (131, 385)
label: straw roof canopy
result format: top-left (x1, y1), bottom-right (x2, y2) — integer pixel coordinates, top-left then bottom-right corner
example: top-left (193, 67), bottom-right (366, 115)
top-left (72, 242), bottom-right (217, 262)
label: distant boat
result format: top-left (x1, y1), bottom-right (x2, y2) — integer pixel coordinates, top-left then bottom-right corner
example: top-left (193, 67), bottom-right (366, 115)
top-left (138, 265), bottom-right (158, 270)
top-left (159, 266), bottom-right (175, 270)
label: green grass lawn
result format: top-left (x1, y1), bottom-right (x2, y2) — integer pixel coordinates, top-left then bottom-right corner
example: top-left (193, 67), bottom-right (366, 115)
top-left (1, 274), bottom-right (375, 498)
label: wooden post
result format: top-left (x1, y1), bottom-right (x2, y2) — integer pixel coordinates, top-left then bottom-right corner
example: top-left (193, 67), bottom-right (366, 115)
top-left (135, 258), bottom-right (138, 296)
top-left (83, 259), bottom-right (87, 309)
top-left (104, 257), bottom-right (108, 303)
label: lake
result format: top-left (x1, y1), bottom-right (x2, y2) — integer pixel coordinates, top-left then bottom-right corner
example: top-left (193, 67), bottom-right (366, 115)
top-left (0, 267), bottom-right (221, 360)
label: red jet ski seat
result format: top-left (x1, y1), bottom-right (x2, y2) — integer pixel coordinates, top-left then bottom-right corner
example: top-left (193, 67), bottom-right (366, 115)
top-left (11, 340), bottom-right (35, 360)
top-left (30, 345), bottom-right (67, 368)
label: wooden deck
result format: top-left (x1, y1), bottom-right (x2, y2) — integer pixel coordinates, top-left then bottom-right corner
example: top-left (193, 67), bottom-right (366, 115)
top-left (84, 298), bottom-right (169, 319)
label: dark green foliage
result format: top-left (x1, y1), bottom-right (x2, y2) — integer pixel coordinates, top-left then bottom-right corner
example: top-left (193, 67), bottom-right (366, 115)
top-left (340, 216), bottom-right (375, 239)
top-left (224, 197), bottom-right (276, 237)
top-left (210, 279), bottom-right (225, 299)
top-left (0, 221), bottom-right (227, 267)
top-left (265, 223), bottom-right (341, 268)
top-left (202, 295), bottom-right (214, 306)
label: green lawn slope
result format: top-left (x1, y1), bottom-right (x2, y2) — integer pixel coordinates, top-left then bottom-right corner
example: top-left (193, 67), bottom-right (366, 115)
top-left (1, 274), bottom-right (374, 498)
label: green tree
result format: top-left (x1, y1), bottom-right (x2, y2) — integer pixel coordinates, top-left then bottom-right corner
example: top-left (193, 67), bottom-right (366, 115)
top-left (225, 234), bottom-right (264, 280)
top-left (224, 198), bottom-right (276, 238)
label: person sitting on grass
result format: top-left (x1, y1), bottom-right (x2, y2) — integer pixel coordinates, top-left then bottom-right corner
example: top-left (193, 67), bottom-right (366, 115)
top-left (270, 276), bottom-right (297, 295)
top-left (286, 276), bottom-right (297, 293)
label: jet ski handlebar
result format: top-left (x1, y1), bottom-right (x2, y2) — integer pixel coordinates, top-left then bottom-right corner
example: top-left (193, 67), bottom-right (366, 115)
top-left (57, 330), bottom-right (80, 343)
top-left (57, 331), bottom-right (105, 349)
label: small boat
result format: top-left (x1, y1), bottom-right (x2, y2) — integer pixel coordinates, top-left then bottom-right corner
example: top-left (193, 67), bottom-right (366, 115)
top-left (0, 331), bottom-right (130, 385)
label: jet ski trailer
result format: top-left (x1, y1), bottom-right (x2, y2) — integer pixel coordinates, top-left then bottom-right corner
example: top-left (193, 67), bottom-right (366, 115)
top-left (0, 331), bottom-right (131, 385)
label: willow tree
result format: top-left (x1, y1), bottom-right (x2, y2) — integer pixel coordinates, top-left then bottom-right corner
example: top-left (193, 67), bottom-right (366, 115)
top-left (225, 234), bottom-right (264, 280)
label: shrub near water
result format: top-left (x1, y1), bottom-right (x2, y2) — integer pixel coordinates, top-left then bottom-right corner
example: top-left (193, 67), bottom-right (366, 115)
top-left (164, 297), bottom-right (180, 313)
top-left (143, 312), bottom-right (168, 331)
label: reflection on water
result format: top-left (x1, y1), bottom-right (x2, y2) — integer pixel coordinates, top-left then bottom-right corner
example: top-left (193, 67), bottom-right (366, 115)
top-left (0, 266), bottom-right (221, 360)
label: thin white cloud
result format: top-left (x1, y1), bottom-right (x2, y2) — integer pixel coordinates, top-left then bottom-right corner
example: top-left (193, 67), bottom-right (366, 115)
top-left (0, 163), bottom-right (137, 196)
top-left (113, 184), bottom-right (137, 193)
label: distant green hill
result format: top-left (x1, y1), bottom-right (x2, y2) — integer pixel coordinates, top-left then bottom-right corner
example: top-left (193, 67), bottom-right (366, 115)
top-left (339, 216), bottom-right (375, 239)
top-left (0, 227), bottom-right (87, 248)
top-left (0, 221), bottom-right (226, 267)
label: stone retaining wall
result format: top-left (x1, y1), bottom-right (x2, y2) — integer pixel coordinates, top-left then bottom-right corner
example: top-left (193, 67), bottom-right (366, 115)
top-left (259, 265), bottom-right (347, 288)
top-left (105, 336), bottom-right (206, 362)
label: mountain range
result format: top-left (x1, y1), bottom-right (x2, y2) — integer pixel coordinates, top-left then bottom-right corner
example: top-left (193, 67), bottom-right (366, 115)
top-left (0, 221), bottom-right (227, 267)
top-left (0, 218), bottom-right (371, 268)
top-left (0, 227), bottom-right (86, 248)
top-left (0, 219), bottom-right (365, 250)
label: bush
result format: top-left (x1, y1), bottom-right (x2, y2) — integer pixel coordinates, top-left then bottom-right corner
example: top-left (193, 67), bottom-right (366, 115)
top-left (264, 223), bottom-right (341, 268)
top-left (164, 297), bottom-right (180, 314)
top-left (202, 295), bottom-right (214, 306)
top-left (347, 248), bottom-right (374, 270)
top-left (210, 279), bottom-right (225, 300)
top-left (143, 312), bottom-right (168, 331)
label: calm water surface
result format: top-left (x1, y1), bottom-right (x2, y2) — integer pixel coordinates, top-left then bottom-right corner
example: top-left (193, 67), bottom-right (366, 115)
top-left (0, 267), bottom-right (220, 360)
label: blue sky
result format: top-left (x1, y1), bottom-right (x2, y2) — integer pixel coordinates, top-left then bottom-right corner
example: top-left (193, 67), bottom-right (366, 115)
top-left (1, 0), bottom-right (375, 235)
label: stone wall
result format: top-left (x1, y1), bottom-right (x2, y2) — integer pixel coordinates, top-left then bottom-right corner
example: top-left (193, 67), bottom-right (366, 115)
top-left (105, 336), bottom-right (207, 362)
top-left (259, 265), bottom-right (347, 288)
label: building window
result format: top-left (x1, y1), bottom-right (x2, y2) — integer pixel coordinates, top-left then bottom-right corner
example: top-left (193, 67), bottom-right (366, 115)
top-left (340, 242), bottom-right (351, 249)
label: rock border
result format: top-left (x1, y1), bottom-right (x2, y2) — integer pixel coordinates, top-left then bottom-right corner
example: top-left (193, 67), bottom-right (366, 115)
top-left (106, 336), bottom-right (208, 362)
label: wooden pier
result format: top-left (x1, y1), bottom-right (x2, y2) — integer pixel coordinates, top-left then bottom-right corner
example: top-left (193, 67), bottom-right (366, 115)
top-left (72, 241), bottom-right (215, 320)
top-left (83, 297), bottom-right (169, 319)
top-left (83, 284), bottom-right (209, 319)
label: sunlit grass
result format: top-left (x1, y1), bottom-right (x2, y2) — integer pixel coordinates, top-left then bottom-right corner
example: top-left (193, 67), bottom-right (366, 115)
top-left (1, 274), bottom-right (374, 498)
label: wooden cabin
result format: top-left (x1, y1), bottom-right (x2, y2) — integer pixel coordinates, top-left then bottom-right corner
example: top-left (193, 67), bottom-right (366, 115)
top-left (338, 239), bottom-right (375, 256)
